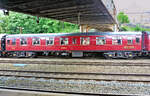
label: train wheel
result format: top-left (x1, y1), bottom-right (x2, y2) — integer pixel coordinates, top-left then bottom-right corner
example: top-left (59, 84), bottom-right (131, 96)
top-left (30, 54), bottom-right (36, 58)
top-left (126, 56), bottom-right (133, 59)
top-left (26, 52), bottom-right (37, 58)
top-left (103, 52), bottom-right (116, 59)
top-left (104, 54), bottom-right (113, 59)
top-left (125, 52), bottom-right (135, 59)
top-left (12, 53), bottom-right (18, 58)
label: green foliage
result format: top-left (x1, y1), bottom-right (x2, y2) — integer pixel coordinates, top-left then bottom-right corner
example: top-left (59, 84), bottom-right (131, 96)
top-left (117, 12), bottom-right (150, 32)
top-left (120, 27), bottom-right (127, 31)
top-left (121, 25), bottom-right (149, 32)
top-left (134, 25), bottom-right (142, 31)
top-left (117, 12), bottom-right (130, 24)
top-left (0, 11), bottom-right (79, 34)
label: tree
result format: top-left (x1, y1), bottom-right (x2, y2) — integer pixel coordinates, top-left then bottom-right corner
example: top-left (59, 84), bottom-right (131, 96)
top-left (117, 12), bottom-right (130, 25)
top-left (0, 11), bottom-right (79, 34)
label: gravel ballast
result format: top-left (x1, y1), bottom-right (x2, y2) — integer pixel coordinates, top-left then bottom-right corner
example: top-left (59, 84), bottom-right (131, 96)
top-left (0, 77), bottom-right (150, 95)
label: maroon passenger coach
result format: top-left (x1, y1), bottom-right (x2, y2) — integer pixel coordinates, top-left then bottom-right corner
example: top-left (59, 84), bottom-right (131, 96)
top-left (4, 32), bottom-right (145, 59)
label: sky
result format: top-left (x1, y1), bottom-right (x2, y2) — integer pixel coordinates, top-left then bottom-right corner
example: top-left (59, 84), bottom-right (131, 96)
top-left (113, 0), bottom-right (150, 24)
top-left (114, 0), bottom-right (150, 13)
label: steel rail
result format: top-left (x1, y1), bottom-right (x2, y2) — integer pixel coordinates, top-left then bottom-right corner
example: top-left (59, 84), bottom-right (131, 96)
top-left (1, 70), bottom-right (150, 82)
top-left (1, 69), bottom-right (150, 76)
top-left (0, 60), bottom-right (150, 66)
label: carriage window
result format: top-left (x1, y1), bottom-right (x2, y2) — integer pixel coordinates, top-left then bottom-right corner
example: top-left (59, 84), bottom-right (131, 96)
top-left (46, 37), bottom-right (54, 45)
top-left (112, 37), bottom-right (122, 45)
top-left (20, 38), bottom-right (27, 45)
top-left (96, 37), bottom-right (106, 45)
top-left (7, 40), bottom-right (10, 45)
top-left (81, 37), bottom-right (90, 45)
top-left (12, 38), bottom-right (16, 45)
top-left (32, 38), bottom-right (40, 45)
top-left (127, 37), bottom-right (133, 45)
top-left (60, 38), bottom-right (68, 45)
top-left (72, 38), bottom-right (77, 44)
top-left (136, 37), bottom-right (140, 43)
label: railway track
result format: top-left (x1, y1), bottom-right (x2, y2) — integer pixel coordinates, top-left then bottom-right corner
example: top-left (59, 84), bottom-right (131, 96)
top-left (0, 59), bottom-right (149, 95)
top-left (0, 58), bottom-right (149, 82)
top-left (0, 70), bottom-right (150, 82)
top-left (0, 60), bottom-right (150, 66)
top-left (0, 72), bottom-right (149, 96)
top-left (1, 69), bottom-right (150, 76)
top-left (0, 87), bottom-right (134, 96)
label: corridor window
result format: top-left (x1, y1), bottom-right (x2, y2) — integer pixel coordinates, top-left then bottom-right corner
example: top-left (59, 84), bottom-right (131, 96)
top-left (60, 38), bottom-right (68, 45)
top-left (12, 38), bottom-right (16, 45)
top-left (112, 37), bottom-right (122, 45)
top-left (127, 37), bottom-right (133, 45)
top-left (20, 38), bottom-right (27, 45)
top-left (96, 37), bottom-right (106, 45)
top-left (46, 37), bottom-right (54, 45)
top-left (81, 37), bottom-right (90, 45)
top-left (32, 38), bottom-right (40, 45)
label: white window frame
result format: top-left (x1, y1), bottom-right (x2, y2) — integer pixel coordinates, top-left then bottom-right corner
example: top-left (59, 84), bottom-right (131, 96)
top-left (46, 37), bottom-right (54, 46)
top-left (80, 37), bottom-right (90, 45)
top-left (112, 37), bottom-right (122, 45)
top-left (136, 37), bottom-right (140, 44)
top-left (32, 38), bottom-right (40, 45)
top-left (96, 37), bottom-right (106, 45)
top-left (20, 38), bottom-right (27, 46)
top-left (72, 38), bottom-right (77, 44)
top-left (60, 38), bottom-right (68, 45)
top-left (127, 37), bottom-right (133, 45)
top-left (7, 40), bottom-right (11, 45)
top-left (12, 38), bottom-right (16, 45)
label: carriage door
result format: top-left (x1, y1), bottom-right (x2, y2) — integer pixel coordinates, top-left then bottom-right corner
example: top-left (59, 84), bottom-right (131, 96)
top-left (1, 35), bottom-right (6, 51)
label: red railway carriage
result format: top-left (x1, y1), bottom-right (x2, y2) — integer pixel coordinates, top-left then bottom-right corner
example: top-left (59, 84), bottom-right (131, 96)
top-left (5, 32), bottom-right (143, 58)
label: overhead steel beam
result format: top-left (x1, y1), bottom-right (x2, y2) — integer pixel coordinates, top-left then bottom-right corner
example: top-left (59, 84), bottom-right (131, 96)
top-left (42, 10), bottom-right (101, 18)
top-left (0, 0), bottom-right (116, 31)
top-left (23, 0), bottom-right (73, 11)
top-left (39, 1), bottom-right (94, 14)
top-left (40, 4), bottom-right (96, 15)
top-left (49, 14), bottom-right (111, 20)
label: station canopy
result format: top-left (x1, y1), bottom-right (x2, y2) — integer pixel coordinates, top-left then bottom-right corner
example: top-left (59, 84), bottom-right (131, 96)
top-left (0, 0), bottom-right (116, 31)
